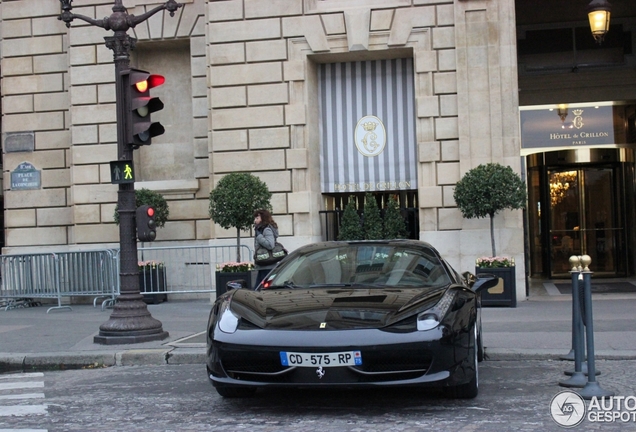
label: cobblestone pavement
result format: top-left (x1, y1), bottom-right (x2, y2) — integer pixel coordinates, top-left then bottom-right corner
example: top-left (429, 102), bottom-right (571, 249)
top-left (2, 360), bottom-right (636, 431)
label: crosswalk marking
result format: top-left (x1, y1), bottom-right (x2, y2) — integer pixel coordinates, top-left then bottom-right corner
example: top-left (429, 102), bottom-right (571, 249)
top-left (0, 373), bottom-right (43, 380)
top-left (0, 406), bottom-right (47, 416)
top-left (0, 372), bottom-right (48, 430)
top-left (0, 382), bottom-right (44, 391)
top-left (0, 393), bottom-right (45, 401)
top-left (0, 430), bottom-right (47, 432)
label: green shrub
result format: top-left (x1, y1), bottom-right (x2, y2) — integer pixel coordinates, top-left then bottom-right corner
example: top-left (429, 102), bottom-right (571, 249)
top-left (114, 188), bottom-right (169, 228)
top-left (362, 193), bottom-right (384, 240)
top-left (383, 195), bottom-right (407, 239)
top-left (337, 198), bottom-right (363, 241)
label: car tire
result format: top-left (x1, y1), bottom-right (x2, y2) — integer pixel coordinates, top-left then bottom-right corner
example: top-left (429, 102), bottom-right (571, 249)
top-left (477, 314), bottom-right (485, 363)
top-left (444, 325), bottom-right (479, 399)
top-left (215, 385), bottom-right (257, 398)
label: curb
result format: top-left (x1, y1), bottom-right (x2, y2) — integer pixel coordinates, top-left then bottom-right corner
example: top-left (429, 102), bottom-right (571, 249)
top-left (0, 351), bottom-right (117, 373)
top-left (0, 347), bottom-right (636, 373)
top-left (0, 349), bottom-right (205, 373)
top-left (485, 348), bottom-right (636, 361)
top-left (3, 348), bottom-right (636, 373)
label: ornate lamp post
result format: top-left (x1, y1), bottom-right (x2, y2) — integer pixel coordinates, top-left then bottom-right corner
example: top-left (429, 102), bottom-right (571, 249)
top-left (59, 0), bottom-right (183, 344)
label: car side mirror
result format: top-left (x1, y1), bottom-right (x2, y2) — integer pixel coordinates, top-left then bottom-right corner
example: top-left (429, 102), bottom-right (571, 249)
top-left (471, 274), bottom-right (500, 293)
top-left (226, 279), bottom-right (249, 291)
top-left (462, 271), bottom-right (477, 287)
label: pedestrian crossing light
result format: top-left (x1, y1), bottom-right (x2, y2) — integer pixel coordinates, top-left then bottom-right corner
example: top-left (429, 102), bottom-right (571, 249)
top-left (124, 68), bottom-right (165, 148)
top-left (136, 205), bottom-right (157, 242)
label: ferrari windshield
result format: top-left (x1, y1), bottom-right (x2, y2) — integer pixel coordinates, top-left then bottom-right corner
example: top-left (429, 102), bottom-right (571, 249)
top-left (264, 244), bottom-right (451, 289)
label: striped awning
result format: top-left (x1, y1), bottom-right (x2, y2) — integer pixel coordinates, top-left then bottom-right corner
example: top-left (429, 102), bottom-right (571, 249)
top-left (318, 58), bottom-right (417, 193)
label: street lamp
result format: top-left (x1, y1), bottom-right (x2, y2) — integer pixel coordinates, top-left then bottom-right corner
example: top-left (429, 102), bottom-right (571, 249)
top-left (59, 0), bottom-right (183, 344)
top-left (587, 0), bottom-right (612, 44)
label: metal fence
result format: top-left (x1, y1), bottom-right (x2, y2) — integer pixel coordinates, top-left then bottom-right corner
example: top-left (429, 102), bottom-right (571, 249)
top-left (0, 250), bottom-right (118, 313)
top-left (135, 244), bottom-right (252, 295)
top-left (0, 244), bottom-right (251, 312)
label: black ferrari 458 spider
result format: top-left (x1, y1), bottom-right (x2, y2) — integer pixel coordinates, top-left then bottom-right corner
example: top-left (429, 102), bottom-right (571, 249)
top-left (207, 240), bottom-right (499, 399)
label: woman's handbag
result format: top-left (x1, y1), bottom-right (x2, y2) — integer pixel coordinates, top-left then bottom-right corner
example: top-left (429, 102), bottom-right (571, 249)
top-left (254, 242), bottom-right (288, 266)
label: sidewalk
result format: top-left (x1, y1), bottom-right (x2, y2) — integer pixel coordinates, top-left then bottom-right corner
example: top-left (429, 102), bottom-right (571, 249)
top-left (1, 292), bottom-right (636, 372)
top-left (0, 299), bottom-right (211, 372)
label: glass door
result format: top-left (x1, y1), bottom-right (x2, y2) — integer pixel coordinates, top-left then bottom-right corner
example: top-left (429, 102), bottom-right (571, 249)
top-left (548, 167), bottom-right (620, 277)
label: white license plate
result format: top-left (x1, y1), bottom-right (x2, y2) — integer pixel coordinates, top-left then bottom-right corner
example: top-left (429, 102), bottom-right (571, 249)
top-left (280, 350), bottom-right (362, 367)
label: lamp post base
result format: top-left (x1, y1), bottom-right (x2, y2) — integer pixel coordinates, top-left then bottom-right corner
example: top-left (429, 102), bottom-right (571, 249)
top-left (93, 296), bottom-right (169, 345)
top-left (93, 331), bottom-right (169, 345)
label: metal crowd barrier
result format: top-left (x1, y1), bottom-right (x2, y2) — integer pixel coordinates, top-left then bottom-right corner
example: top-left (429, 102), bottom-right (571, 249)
top-left (0, 250), bottom-right (118, 313)
top-left (134, 244), bottom-right (252, 298)
top-left (0, 244), bottom-right (252, 312)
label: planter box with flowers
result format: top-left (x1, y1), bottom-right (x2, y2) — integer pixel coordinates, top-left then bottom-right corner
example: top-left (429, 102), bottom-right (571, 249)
top-left (139, 261), bottom-right (167, 304)
top-left (215, 262), bottom-right (255, 298)
top-left (475, 256), bottom-right (516, 308)
top-left (453, 163), bottom-right (526, 309)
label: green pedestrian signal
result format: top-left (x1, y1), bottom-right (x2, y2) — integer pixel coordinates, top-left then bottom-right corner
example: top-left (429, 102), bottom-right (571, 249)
top-left (110, 160), bottom-right (134, 184)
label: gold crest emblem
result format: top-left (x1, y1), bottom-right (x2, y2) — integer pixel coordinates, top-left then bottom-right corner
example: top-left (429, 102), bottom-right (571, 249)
top-left (354, 115), bottom-right (386, 157)
top-left (572, 109), bottom-right (584, 129)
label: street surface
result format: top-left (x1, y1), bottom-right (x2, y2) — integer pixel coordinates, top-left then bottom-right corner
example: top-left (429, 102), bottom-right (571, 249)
top-left (1, 360), bottom-right (636, 431)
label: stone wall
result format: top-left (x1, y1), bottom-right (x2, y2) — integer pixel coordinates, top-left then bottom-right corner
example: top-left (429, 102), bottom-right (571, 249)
top-left (1, 0), bottom-right (526, 301)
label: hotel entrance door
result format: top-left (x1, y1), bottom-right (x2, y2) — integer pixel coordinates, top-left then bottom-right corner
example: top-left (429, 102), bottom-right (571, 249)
top-left (527, 149), bottom-right (634, 279)
top-left (548, 167), bottom-right (622, 277)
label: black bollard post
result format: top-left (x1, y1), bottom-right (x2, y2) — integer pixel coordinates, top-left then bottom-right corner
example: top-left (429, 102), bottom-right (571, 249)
top-left (560, 256), bottom-right (579, 362)
top-left (577, 255), bottom-right (614, 400)
top-left (559, 257), bottom-right (587, 388)
top-left (564, 277), bottom-right (600, 377)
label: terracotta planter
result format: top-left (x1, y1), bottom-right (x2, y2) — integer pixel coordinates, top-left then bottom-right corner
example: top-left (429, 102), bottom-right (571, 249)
top-left (475, 266), bottom-right (516, 307)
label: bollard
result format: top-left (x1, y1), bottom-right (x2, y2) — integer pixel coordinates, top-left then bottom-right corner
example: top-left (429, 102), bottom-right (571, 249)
top-left (559, 256), bottom-right (587, 388)
top-left (577, 255), bottom-right (614, 400)
top-left (564, 277), bottom-right (600, 377)
top-left (560, 256), bottom-right (579, 362)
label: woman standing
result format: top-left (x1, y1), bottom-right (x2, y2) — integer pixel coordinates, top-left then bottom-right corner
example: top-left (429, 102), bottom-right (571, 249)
top-left (253, 209), bottom-right (279, 289)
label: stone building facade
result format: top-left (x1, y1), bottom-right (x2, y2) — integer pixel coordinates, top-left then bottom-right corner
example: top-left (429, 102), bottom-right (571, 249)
top-left (1, 0), bottom-right (526, 301)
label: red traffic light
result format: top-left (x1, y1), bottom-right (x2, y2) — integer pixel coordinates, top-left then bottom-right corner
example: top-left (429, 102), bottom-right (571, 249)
top-left (124, 68), bottom-right (166, 147)
top-left (136, 205), bottom-right (157, 242)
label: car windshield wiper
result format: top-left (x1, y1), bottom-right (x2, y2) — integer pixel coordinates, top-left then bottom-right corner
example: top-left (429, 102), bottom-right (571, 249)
top-left (308, 283), bottom-right (355, 288)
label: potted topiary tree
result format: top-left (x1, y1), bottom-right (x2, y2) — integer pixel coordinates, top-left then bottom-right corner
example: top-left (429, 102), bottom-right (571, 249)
top-left (453, 163), bottom-right (526, 307)
top-left (209, 172), bottom-right (272, 297)
top-left (383, 195), bottom-right (407, 239)
top-left (114, 188), bottom-right (170, 304)
top-left (362, 193), bottom-right (383, 240)
top-left (338, 198), bottom-right (363, 241)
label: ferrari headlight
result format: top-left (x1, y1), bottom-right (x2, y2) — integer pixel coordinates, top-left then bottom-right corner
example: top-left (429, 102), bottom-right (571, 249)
top-left (218, 301), bottom-right (239, 334)
top-left (417, 290), bottom-right (456, 331)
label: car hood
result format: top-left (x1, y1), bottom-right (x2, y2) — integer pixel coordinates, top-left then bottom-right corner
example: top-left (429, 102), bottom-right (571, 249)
top-left (227, 287), bottom-right (449, 330)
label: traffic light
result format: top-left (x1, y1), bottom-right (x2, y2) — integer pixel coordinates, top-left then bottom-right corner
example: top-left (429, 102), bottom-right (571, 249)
top-left (136, 205), bottom-right (157, 242)
top-left (123, 68), bottom-right (165, 147)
